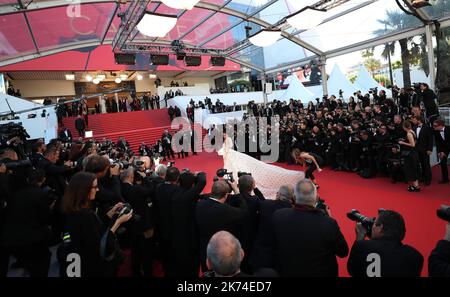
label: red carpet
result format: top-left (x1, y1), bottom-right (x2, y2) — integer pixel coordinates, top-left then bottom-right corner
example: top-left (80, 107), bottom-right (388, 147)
top-left (157, 151), bottom-right (450, 277)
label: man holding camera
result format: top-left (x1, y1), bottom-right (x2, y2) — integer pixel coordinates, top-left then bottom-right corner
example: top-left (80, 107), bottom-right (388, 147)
top-left (196, 179), bottom-right (246, 273)
top-left (271, 179), bottom-right (348, 276)
top-left (347, 210), bottom-right (423, 277)
top-left (420, 83), bottom-right (439, 123)
top-left (428, 210), bottom-right (450, 277)
top-left (120, 167), bottom-right (155, 277)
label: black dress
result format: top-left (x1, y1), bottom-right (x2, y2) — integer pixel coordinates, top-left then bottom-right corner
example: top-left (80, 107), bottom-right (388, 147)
top-left (401, 131), bottom-right (419, 182)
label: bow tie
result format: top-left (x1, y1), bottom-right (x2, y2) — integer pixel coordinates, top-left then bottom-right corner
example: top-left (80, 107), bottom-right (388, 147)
top-left (418, 126), bottom-right (422, 128)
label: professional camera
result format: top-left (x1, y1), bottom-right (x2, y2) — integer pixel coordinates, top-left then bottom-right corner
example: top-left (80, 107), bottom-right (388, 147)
top-left (0, 158), bottom-right (32, 170)
top-left (117, 202), bottom-right (141, 221)
top-left (368, 87), bottom-right (378, 94)
top-left (167, 161), bottom-right (175, 167)
top-left (437, 205), bottom-right (450, 222)
top-left (237, 171), bottom-right (251, 178)
top-left (316, 197), bottom-right (328, 215)
top-left (346, 209), bottom-right (377, 237)
top-left (214, 168), bottom-right (234, 183)
top-left (110, 159), bottom-right (130, 170)
top-left (0, 122), bottom-right (30, 143)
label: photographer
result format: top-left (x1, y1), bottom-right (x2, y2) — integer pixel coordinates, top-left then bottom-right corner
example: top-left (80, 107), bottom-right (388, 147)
top-left (347, 210), bottom-right (423, 277)
top-left (271, 179), bottom-right (348, 276)
top-left (120, 167), bottom-right (155, 277)
top-left (428, 219), bottom-right (450, 276)
top-left (153, 166), bottom-right (181, 275)
top-left (358, 130), bottom-right (376, 178)
top-left (84, 155), bottom-right (123, 223)
top-left (171, 170), bottom-right (207, 277)
top-left (60, 172), bottom-right (132, 277)
top-left (0, 169), bottom-right (53, 277)
top-left (196, 180), bottom-right (246, 273)
top-left (419, 83), bottom-right (439, 123)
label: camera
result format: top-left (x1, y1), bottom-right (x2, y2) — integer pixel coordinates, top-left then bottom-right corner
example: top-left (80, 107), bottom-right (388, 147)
top-left (0, 159), bottom-right (32, 170)
top-left (346, 209), bottom-right (378, 238)
top-left (237, 171), bottom-right (251, 178)
top-left (437, 205), bottom-right (450, 222)
top-left (316, 198), bottom-right (328, 215)
top-left (168, 161), bottom-right (175, 167)
top-left (110, 159), bottom-right (130, 170)
top-left (117, 203), bottom-right (141, 221)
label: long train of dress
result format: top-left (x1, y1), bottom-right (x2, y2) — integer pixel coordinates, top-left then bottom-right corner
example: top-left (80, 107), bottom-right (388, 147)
top-left (218, 137), bottom-right (305, 199)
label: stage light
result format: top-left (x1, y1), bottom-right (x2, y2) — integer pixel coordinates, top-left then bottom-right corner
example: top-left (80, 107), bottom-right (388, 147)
top-left (160, 0), bottom-right (200, 10)
top-left (249, 29), bottom-right (281, 47)
top-left (115, 77), bottom-right (122, 84)
top-left (65, 74), bottom-right (75, 80)
top-left (136, 12), bottom-right (177, 37)
top-left (286, 7), bottom-right (327, 30)
top-left (136, 74), bottom-right (143, 80)
top-left (85, 75), bottom-right (93, 82)
top-left (119, 74), bottom-right (128, 80)
top-left (93, 78), bottom-right (100, 84)
top-left (149, 74), bottom-right (157, 79)
top-left (97, 74), bottom-right (106, 81)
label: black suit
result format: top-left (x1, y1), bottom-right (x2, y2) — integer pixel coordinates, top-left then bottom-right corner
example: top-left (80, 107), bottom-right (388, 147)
top-left (428, 239), bottom-right (450, 277)
top-left (415, 124), bottom-right (433, 183)
top-left (121, 182), bottom-right (154, 276)
top-left (196, 195), bottom-right (248, 272)
top-left (271, 206), bottom-right (348, 276)
top-left (74, 118), bottom-right (86, 137)
top-left (251, 199), bottom-right (292, 270)
top-left (434, 126), bottom-right (450, 182)
top-left (0, 186), bottom-right (52, 277)
top-left (116, 140), bottom-right (130, 152)
top-left (154, 182), bottom-right (180, 274)
top-left (171, 172), bottom-right (207, 277)
top-left (348, 239), bottom-right (424, 277)
top-left (59, 129), bottom-right (72, 142)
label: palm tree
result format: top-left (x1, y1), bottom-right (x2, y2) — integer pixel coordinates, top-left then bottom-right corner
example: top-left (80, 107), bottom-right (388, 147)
top-left (374, 10), bottom-right (421, 88)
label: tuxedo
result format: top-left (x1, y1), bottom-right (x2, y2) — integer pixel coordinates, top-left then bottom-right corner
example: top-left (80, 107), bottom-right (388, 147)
top-left (415, 124), bottom-right (433, 183)
top-left (59, 129), bottom-right (72, 142)
top-left (74, 118), bottom-right (85, 137)
top-left (434, 126), bottom-right (450, 182)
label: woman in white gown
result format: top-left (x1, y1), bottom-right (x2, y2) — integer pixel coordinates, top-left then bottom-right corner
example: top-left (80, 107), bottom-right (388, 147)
top-left (218, 136), bottom-right (304, 199)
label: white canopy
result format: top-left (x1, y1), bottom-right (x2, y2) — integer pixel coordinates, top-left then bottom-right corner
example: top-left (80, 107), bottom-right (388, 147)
top-left (279, 74), bottom-right (315, 102)
top-left (354, 65), bottom-right (392, 97)
top-left (326, 64), bottom-right (359, 100)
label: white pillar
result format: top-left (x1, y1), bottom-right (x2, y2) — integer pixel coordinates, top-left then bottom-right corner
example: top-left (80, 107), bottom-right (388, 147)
top-left (320, 56), bottom-right (328, 97)
top-left (425, 24), bottom-right (436, 91)
top-left (99, 96), bottom-right (106, 114)
top-left (114, 92), bottom-right (119, 112)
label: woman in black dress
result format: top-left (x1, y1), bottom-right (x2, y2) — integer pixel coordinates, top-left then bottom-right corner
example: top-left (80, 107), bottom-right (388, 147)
top-left (398, 120), bottom-right (420, 192)
top-left (291, 148), bottom-right (324, 188)
top-left (60, 172), bottom-right (132, 277)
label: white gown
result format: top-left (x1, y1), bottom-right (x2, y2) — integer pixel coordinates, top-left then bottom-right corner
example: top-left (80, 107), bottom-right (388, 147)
top-left (218, 137), bottom-right (304, 199)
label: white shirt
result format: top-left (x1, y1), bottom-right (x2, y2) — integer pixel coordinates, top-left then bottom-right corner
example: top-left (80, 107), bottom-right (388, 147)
top-left (416, 125), bottom-right (422, 137)
top-left (441, 126), bottom-right (445, 141)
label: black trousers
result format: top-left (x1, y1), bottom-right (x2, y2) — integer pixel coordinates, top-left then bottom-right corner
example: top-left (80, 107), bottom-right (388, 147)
top-left (418, 151), bottom-right (432, 183)
top-left (440, 155), bottom-right (449, 181)
top-left (131, 234), bottom-right (154, 277)
top-left (77, 129), bottom-right (85, 137)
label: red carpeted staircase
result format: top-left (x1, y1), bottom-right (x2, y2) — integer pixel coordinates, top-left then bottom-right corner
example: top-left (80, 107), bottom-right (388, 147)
top-left (61, 109), bottom-right (205, 152)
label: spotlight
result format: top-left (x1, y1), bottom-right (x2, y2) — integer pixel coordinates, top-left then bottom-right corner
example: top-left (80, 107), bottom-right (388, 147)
top-left (85, 75), bottom-right (93, 82)
top-left (93, 78), bottom-right (100, 84)
top-left (137, 74), bottom-right (143, 80)
top-left (115, 77), bottom-right (122, 84)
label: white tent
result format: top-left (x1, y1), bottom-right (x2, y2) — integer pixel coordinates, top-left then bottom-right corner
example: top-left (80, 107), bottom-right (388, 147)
top-left (354, 65), bottom-right (392, 97)
top-left (326, 64), bottom-right (359, 100)
top-left (279, 74), bottom-right (315, 102)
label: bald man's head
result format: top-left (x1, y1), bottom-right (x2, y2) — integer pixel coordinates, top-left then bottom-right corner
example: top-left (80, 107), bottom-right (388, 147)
top-left (206, 231), bottom-right (244, 277)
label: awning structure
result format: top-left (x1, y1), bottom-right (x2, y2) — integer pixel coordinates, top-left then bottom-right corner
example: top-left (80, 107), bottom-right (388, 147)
top-left (0, 0), bottom-right (448, 74)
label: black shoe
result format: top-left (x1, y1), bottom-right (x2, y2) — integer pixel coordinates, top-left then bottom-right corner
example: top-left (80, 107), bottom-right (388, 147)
top-left (408, 186), bottom-right (421, 192)
top-left (438, 180), bottom-right (449, 184)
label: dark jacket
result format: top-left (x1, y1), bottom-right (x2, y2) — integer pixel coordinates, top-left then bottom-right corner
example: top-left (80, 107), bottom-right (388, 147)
top-left (121, 183), bottom-right (154, 234)
top-left (154, 182), bottom-right (180, 242)
top-left (63, 208), bottom-right (116, 277)
top-left (75, 118), bottom-right (85, 131)
top-left (251, 199), bottom-right (292, 269)
top-left (36, 158), bottom-right (69, 196)
top-left (434, 126), bottom-right (450, 155)
top-left (271, 206), bottom-right (349, 276)
top-left (415, 124), bottom-right (433, 153)
top-left (1, 186), bottom-right (52, 247)
top-left (347, 238), bottom-right (423, 277)
top-left (196, 195), bottom-right (248, 269)
top-left (428, 239), bottom-right (450, 277)
top-left (59, 129), bottom-right (72, 142)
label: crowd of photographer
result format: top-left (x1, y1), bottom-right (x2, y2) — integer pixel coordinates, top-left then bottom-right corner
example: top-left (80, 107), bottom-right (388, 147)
top-left (221, 83), bottom-right (448, 192)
